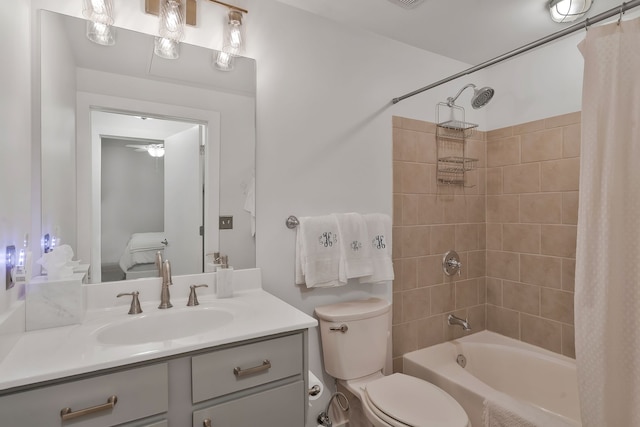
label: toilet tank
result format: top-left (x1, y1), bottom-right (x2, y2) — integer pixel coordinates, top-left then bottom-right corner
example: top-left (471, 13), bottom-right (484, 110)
top-left (315, 298), bottom-right (391, 380)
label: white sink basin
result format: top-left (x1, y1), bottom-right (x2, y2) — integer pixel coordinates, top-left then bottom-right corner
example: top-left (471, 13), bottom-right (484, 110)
top-left (96, 308), bottom-right (234, 345)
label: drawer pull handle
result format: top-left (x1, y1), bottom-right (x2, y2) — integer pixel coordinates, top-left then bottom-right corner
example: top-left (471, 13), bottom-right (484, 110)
top-left (233, 359), bottom-right (271, 377)
top-left (203, 419), bottom-right (212, 427)
top-left (60, 395), bottom-right (118, 421)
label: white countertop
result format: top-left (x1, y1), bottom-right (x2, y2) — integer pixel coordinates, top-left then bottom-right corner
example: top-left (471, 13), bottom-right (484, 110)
top-left (0, 270), bottom-right (317, 392)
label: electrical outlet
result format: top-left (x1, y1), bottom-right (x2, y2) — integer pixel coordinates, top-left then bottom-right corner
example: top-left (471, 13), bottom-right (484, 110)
top-left (219, 216), bottom-right (233, 230)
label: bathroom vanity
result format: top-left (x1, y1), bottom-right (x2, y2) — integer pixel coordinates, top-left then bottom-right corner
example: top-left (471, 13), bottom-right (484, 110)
top-left (0, 269), bottom-right (316, 426)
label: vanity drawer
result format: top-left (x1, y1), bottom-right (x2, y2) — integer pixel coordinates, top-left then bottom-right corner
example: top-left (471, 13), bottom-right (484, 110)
top-left (192, 380), bottom-right (304, 427)
top-left (0, 363), bottom-right (168, 426)
top-left (191, 333), bottom-right (303, 403)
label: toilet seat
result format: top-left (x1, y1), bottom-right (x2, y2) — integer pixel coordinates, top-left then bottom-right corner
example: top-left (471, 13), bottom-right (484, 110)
top-left (363, 373), bottom-right (469, 427)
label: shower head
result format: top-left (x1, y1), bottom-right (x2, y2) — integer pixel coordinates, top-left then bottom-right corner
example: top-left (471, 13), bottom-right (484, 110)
top-left (471, 86), bottom-right (494, 109)
top-left (446, 84), bottom-right (495, 109)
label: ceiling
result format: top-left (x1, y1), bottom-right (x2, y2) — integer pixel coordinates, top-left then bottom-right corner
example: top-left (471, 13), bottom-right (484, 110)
top-left (276, 0), bottom-right (625, 65)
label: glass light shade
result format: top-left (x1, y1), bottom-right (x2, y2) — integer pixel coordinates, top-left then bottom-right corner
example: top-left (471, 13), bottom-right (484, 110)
top-left (159, 0), bottom-right (185, 41)
top-left (222, 10), bottom-right (245, 56)
top-left (82, 0), bottom-right (114, 25)
top-left (147, 144), bottom-right (165, 158)
top-left (86, 21), bottom-right (115, 46)
top-left (214, 50), bottom-right (235, 71)
top-left (154, 37), bottom-right (180, 59)
top-left (549, 0), bottom-right (593, 22)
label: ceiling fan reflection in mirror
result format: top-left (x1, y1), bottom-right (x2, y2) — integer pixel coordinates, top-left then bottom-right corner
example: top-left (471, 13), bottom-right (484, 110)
top-left (126, 143), bottom-right (166, 157)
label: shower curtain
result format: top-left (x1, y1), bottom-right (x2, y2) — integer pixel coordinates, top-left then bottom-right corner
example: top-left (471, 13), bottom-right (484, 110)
top-left (575, 16), bottom-right (640, 427)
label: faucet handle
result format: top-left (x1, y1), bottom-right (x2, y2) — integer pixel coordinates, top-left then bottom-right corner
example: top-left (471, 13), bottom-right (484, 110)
top-left (443, 250), bottom-right (462, 276)
top-left (187, 284), bottom-right (209, 306)
top-left (117, 291), bottom-right (143, 315)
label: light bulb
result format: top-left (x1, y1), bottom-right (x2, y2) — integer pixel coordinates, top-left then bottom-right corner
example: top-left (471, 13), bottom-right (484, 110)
top-left (86, 21), bottom-right (115, 46)
top-left (159, 0), bottom-right (185, 41)
top-left (82, 0), bottom-right (114, 25)
top-left (154, 37), bottom-right (180, 59)
top-left (229, 25), bottom-right (242, 50)
top-left (214, 50), bottom-right (235, 71)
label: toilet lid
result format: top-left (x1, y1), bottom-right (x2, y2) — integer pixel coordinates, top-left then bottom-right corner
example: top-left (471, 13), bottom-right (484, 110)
top-left (365, 374), bottom-right (468, 427)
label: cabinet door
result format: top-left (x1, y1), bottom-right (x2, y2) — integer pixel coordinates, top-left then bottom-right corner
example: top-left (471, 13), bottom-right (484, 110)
top-left (0, 363), bottom-right (168, 426)
top-left (192, 381), bottom-right (304, 427)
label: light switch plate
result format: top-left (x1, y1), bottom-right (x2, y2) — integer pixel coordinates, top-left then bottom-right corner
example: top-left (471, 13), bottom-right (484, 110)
top-left (219, 216), bottom-right (233, 230)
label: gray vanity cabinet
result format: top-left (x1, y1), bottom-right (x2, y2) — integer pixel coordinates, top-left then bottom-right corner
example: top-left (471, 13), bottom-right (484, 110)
top-left (0, 330), bottom-right (307, 427)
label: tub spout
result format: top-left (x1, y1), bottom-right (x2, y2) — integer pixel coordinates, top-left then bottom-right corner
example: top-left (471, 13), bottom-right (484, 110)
top-left (448, 314), bottom-right (471, 331)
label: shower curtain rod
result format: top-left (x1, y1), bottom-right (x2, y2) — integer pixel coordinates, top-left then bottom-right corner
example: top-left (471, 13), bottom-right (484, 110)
top-left (392, 0), bottom-right (640, 104)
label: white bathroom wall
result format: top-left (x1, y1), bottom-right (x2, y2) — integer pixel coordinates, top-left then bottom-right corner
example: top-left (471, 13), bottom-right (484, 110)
top-left (0, 0), bottom-right (31, 310)
top-left (40, 11), bottom-right (77, 253)
top-left (484, 32), bottom-right (585, 130)
top-left (245, 3), bottom-right (489, 424)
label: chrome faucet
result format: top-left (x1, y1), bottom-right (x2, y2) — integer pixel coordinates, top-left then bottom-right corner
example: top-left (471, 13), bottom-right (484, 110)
top-left (158, 260), bottom-right (173, 309)
top-left (448, 313), bottom-right (471, 331)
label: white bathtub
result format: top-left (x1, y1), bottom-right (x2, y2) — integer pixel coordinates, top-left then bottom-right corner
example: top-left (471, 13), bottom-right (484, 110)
top-left (403, 331), bottom-right (581, 427)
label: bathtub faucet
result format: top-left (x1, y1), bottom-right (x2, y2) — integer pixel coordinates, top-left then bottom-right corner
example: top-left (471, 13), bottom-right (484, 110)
top-left (448, 314), bottom-right (471, 331)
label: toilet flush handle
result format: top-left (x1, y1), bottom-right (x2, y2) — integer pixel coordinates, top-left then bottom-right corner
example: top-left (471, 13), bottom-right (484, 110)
top-left (329, 324), bottom-right (349, 333)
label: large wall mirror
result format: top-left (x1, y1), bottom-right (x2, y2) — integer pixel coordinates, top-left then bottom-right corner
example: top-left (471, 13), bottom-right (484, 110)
top-left (37, 10), bottom-right (256, 283)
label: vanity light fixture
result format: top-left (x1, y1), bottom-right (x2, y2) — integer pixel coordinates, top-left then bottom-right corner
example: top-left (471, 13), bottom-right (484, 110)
top-left (145, 0), bottom-right (248, 69)
top-left (153, 0), bottom-right (186, 59)
top-left (214, 8), bottom-right (245, 71)
top-left (82, 0), bottom-right (115, 45)
top-left (548, 0), bottom-right (593, 22)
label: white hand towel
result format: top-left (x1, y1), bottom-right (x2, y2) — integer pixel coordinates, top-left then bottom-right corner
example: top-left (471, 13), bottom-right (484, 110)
top-left (295, 215), bottom-right (344, 288)
top-left (359, 213), bottom-right (394, 284)
top-left (333, 213), bottom-right (373, 282)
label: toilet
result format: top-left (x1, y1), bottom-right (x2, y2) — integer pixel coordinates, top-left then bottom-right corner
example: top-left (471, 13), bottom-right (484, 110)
top-left (315, 298), bottom-right (470, 427)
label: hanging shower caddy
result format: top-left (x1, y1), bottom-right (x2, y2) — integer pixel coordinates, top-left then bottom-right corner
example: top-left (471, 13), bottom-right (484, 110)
top-left (435, 102), bottom-right (478, 186)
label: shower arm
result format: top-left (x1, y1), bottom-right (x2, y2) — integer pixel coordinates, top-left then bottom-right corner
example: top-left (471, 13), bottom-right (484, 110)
top-left (446, 84), bottom-right (476, 107)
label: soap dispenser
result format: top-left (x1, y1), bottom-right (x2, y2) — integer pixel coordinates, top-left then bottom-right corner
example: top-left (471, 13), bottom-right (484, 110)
top-left (205, 252), bottom-right (222, 273)
top-left (216, 255), bottom-right (234, 298)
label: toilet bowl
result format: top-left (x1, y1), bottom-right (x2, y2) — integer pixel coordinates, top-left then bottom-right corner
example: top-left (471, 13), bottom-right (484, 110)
top-left (315, 298), bottom-right (470, 427)
top-left (346, 372), bottom-right (469, 427)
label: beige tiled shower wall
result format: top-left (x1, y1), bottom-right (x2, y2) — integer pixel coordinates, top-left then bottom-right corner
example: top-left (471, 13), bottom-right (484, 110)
top-left (485, 112), bottom-right (579, 358)
top-left (391, 116), bottom-right (487, 372)
top-left (392, 112), bottom-right (580, 370)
